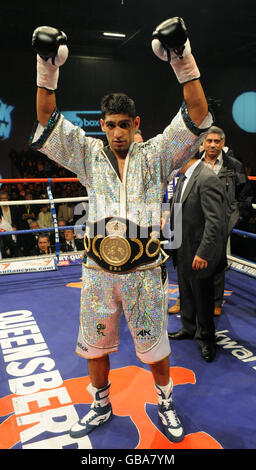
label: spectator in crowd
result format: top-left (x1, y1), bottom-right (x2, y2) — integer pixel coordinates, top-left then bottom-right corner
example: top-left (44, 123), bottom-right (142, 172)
top-left (0, 190), bottom-right (20, 229)
top-left (37, 204), bottom-right (53, 230)
top-left (36, 161), bottom-right (48, 178)
top-left (0, 207), bottom-right (13, 259)
top-left (7, 224), bottom-right (23, 258)
top-left (18, 192), bottom-right (39, 229)
top-left (61, 226), bottom-right (84, 252)
top-left (8, 147), bottom-right (87, 217)
top-left (49, 218), bottom-right (67, 250)
top-left (30, 234), bottom-right (53, 255)
top-left (10, 188), bottom-right (20, 201)
top-left (23, 220), bottom-right (40, 256)
top-left (133, 129), bottom-right (144, 143)
top-left (58, 202), bottom-right (75, 223)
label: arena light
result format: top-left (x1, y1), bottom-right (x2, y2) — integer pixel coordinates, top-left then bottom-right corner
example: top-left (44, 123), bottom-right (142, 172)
top-left (102, 32), bottom-right (126, 38)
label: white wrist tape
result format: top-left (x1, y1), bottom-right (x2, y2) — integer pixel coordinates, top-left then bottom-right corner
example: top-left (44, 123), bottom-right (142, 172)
top-left (170, 53), bottom-right (200, 84)
top-left (152, 38), bottom-right (200, 84)
top-left (36, 45), bottom-right (68, 90)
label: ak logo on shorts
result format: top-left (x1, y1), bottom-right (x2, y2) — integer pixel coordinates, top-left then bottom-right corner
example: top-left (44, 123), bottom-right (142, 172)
top-left (137, 329), bottom-right (151, 337)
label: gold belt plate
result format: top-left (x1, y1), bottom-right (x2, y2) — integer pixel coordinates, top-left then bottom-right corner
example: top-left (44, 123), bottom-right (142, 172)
top-left (99, 235), bottom-right (131, 266)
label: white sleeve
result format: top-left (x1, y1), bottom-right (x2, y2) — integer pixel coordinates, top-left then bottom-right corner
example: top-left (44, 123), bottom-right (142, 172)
top-left (29, 109), bottom-right (103, 186)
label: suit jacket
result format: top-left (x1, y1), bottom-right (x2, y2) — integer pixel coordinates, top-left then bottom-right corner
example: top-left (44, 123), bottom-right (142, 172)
top-left (214, 151), bottom-right (253, 233)
top-left (200, 150), bottom-right (253, 233)
top-left (171, 161), bottom-right (228, 279)
top-left (61, 238), bottom-right (84, 252)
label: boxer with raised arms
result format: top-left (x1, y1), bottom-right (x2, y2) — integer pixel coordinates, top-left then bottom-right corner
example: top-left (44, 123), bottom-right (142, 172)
top-left (30, 18), bottom-right (212, 443)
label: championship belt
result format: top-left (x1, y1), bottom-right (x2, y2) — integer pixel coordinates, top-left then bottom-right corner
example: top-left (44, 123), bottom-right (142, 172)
top-left (83, 217), bottom-right (166, 274)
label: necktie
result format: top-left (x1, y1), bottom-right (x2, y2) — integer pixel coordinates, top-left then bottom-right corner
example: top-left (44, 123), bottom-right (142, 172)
top-left (170, 175), bottom-right (186, 231)
top-left (175, 174), bottom-right (187, 203)
top-left (170, 175), bottom-right (186, 230)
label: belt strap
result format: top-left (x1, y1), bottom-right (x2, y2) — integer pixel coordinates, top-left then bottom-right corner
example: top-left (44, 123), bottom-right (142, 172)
top-left (83, 217), bottom-right (167, 274)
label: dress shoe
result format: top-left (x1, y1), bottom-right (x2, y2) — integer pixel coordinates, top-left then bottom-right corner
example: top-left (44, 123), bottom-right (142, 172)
top-left (200, 343), bottom-right (216, 362)
top-left (168, 304), bottom-right (180, 314)
top-left (214, 307), bottom-right (222, 316)
top-left (168, 329), bottom-right (194, 340)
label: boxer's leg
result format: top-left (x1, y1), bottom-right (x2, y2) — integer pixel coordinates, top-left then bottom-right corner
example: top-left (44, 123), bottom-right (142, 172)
top-left (121, 266), bottom-right (184, 443)
top-left (70, 266), bottom-right (122, 438)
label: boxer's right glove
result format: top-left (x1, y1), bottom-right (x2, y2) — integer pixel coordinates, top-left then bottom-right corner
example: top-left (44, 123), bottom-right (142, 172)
top-left (32, 26), bottom-right (69, 90)
top-left (152, 17), bottom-right (200, 84)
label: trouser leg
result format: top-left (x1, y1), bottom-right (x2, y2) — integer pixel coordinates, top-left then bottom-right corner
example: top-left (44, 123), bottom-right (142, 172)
top-left (177, 266), bottom-right (197, 336)
top-left (214, 269), bottom-right (225, 308)
top-left (192, 275), bottom-right (215, 344)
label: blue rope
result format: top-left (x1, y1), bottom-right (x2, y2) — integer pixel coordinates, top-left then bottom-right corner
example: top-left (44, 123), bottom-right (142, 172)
top-left (233, 229), bottom-right (256, 240)
top-left (0, 226), bottom-right (255, 240)
top-left (0, 225), bottom-right (85, 236)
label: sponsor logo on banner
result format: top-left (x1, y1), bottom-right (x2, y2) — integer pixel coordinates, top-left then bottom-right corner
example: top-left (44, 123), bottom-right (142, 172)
top-left (61, 110), bottom-right (104, 135)
top-left (57, 253), bottom-right (83, 266)
top-left (216, 330), bottom-right (256, 370)
top-left (0, 99), bottom-right (14, 140)
top-left (0, 254), bottom-right (82, 274)
top-left (0, 258), bottom-right (56, 275)
top-left (228, 257), bottom-right (256, 279)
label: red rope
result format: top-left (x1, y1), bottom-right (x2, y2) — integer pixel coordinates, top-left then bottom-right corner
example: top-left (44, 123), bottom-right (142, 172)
top-left (0, 178), bottom-right (78, 183)
top-left (0, 176), bottom-right (255, 183)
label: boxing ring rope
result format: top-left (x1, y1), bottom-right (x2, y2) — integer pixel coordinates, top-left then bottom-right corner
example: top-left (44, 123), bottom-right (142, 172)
top-left (0, 177), bottom-right (88, 272)
top-left (0, 178), bottom-right (79, 183)
top-left (0, 177), bottom-right (255, 276)
top-left (0, 197), bottom-right (88, 205)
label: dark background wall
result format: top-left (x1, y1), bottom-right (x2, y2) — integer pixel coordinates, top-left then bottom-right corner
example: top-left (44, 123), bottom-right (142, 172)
top-left (1, 51), bottom-right (255, 178)
top-left (0, 0), bottom-right (256, 178)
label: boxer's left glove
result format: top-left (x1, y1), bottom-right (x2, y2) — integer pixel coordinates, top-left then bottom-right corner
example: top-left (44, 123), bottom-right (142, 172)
top-left (32, 26), bottom-right (69, 90)
top-left (152, 17), bottom-right (200, 84)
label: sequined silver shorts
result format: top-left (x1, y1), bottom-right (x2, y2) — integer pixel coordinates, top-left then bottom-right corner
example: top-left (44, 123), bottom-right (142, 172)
top-left (76, 260), bottom-right (170, 363)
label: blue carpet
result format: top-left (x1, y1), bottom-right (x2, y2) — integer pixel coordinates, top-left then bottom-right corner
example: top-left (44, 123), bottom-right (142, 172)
top-left (0, 261), bottom-right (255, 450)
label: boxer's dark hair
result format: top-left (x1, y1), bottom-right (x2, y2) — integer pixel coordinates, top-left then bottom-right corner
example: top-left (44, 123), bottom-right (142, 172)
top-left (101, 93), bottom-right (136, 119)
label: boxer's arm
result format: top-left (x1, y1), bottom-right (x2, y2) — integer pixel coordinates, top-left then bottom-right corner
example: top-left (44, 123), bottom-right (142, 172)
top-left (183, 79), bottom-right (208, 128)
top-left (32, 27), bottom-right (68, 127)
top-left (152, 18), bottom-right (209, 127)
top-left (37, 88), bottom-right (56, 127)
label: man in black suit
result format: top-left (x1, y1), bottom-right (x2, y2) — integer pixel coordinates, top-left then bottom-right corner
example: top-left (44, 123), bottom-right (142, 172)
top-left (22, 220), bottom-right (40, 256)
top-left (61, 227), bottom-right (84, 252)
top-left (168, 155), bottom-right (227, 362)
top-left (168, 126), bottom-right (253, 317)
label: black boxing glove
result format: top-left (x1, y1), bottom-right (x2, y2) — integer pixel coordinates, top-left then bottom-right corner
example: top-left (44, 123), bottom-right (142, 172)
top-left (152, 17), bottom-right (200, 84)
top-left (32, 26), bottom-right (69, 90)
top-left (32, 26), bottom-right (67, 60)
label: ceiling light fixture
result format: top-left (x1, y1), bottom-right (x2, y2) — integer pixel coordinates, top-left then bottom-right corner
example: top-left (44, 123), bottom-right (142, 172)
top-left (102, 32), bottom-right (126, 38)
